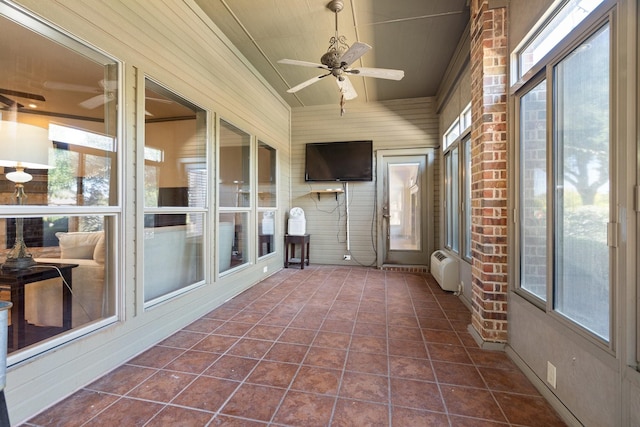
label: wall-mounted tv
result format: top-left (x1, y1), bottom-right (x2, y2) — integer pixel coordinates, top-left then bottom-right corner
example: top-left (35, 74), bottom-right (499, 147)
top-left (305, 140), bottom-right (373, 182)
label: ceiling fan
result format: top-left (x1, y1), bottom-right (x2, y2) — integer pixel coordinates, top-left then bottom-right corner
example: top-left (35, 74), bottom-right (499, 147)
top-left (0, 88), bottom-right (46, 109)
top-left (43, 79), bottom-right (118, 109)
top-left (278, 0), bottom-right (404, 115)
top-left (44, 80), bottom-right (172, 112)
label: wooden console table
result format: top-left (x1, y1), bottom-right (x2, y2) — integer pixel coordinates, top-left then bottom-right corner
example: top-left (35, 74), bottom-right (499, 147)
top-left (0, 262), bottom-right (77, 350)
top-left (284, 234), bottom-right (310, 269)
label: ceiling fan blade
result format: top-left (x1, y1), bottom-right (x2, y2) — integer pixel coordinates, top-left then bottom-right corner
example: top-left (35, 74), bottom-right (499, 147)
top-left (287, 74), bottom-right (330, 93)
top-left (146, 96), bottom-right (172, 104)
top-left (278, 59), bottom-right (328, 70)
top-left (336, 77), bottom-right (357, 100)
top-left (0, 94), bottom-right (23, 109)
top-left (0, 88), bottom-right (45, 101)
top-left (80, 94), bottom-right (110, 109)
top-left (350, 67), bottom-right (405, 81)
top-left (339, 42), bottom-right (371, 66)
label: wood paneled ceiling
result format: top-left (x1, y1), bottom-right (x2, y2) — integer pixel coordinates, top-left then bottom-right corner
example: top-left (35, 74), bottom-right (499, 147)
top-left (195, 0), bottom-right (470, 108)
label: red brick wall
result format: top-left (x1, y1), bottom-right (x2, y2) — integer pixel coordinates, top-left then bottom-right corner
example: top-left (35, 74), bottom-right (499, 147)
top-left (469, 0), bottom-right (508, 343)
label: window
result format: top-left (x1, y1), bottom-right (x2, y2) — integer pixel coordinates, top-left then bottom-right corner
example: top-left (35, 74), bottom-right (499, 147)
top-left (443, 103), bottom-right (472, 258)
top-left (462, 135), bottom-right (472, 260)
top-left (553, 25), bottom-right (610, 340)
top-left (218, 120), bottom-right (251, 273)
top-left (258, 141), bottom-right (276, 257)
top-left (0, 5), bottom-right (119, 359)
top-left (143, 79), bottom-right (206, 305)
top-left (444, 146), bottom-right (459, 253)
top-left (514, 4), bottom-right (612, 342)
top-left (514, 0), bottom-right (606, 82)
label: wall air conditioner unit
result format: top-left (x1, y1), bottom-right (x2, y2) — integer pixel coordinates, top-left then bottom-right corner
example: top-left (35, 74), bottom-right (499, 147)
top-left (430, 250), bottom-right (459, 292)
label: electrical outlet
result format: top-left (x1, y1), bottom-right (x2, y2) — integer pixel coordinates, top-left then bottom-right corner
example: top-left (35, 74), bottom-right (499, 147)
top-left (343, 254), bottom-right (351, 261)
top-left (263, 266), bottom-right (268, 273)
top-left (547, 361), bottom-right (557, 389)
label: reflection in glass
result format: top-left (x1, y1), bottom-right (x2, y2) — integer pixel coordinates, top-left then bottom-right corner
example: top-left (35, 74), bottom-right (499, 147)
top-left (219, 121), bottom-right (251, 208)
top-left (258, 210), bottom-right (275, 257)
top-left (143, 79), bottom-right (206, 303)
top-left (553, 25), bottom-right (610, 340)
top-left (445, 148), bottom-right (459, 253)
top-left (144, 213), bottom-right (204, 301)
top-left (518, 0), bottom-right (605, 79)
top-left (0, 215), bottom-right (114, 354)
top-left (463, 136), bottom-right (472, 260)
top-left (1, 9), bottom-right (119, 357)
top-left (388, 163), bottom-right (421, 251)
top-left (258, 141), bottom-right (276, 208)
top-left (520, 80), bottom-right (547, 301)
top-left (219, 212), bottom-right (249, 273)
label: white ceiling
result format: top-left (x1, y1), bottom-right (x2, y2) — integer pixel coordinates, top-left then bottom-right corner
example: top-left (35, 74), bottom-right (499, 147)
top-left (195, 0), bottom-right (470, 108)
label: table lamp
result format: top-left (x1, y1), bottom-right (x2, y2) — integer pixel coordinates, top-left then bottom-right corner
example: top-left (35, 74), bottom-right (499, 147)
top-left (0, 121), bottom-right (52, 270)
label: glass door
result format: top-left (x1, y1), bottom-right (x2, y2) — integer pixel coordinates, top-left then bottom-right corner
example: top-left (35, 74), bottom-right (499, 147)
top-left (377, 150), bottom-right (432, 266)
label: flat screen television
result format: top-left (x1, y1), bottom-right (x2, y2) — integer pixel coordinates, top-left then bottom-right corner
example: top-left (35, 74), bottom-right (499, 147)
top-left (305, 140), bottom-right (373, 182)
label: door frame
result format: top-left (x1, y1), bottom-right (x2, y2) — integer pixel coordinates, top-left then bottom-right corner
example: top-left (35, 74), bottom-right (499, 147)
top-left (376, 148), bottom-right (435, 268)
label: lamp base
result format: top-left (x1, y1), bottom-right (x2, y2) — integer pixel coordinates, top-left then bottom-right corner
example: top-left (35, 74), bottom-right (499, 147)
top-left (2, 255), bottom-right (35, 270)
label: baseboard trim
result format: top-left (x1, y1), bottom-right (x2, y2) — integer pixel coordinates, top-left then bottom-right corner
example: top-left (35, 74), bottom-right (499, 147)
top-left (505, 346), bottom-right (582, 427)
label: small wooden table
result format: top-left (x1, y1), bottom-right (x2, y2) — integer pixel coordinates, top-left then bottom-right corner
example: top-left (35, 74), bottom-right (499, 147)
top-left (284, 234), bottom-right (310, 269)
top-left (0, 262), bottom-right (77, 350)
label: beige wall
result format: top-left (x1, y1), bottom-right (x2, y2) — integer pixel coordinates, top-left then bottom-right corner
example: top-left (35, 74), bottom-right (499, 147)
top-left (7, 0), bottom-right (291, 423)
top-left (290, 98), bottom-right (439, 266)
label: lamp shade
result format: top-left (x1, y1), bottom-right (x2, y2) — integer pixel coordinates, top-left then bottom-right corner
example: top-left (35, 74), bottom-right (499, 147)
top-left (0, 121), bottom-right (52, 169)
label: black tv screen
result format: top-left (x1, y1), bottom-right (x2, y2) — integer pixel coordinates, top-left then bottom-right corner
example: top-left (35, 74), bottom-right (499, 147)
top-left (305, 141), bottom-right (373, 182)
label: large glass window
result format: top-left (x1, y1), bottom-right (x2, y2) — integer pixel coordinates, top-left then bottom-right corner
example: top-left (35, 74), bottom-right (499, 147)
top-left (143, 79), bottom-right (206, 304)
top-left (258, 141), bottom-right (276, 257)
top-left (514, 8), bottom-right (612, 342)
top-left (443, 104), bottom-right (472, 258)
top-left (0, 6), bottom-right (119, 358)
top-left (553, 25), bottom-right (610, 340)
top-left (444, 147), bottom-right (459, 253)
top-left (519, 80), bottom-right (548, 302)
top-left (219, 120), bottom-right (251, 273)
top-left (462, 135), bottom-right (472, 261)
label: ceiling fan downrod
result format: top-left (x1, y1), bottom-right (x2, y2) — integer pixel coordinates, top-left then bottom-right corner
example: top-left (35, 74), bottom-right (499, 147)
top-left (323, 0), bottom-right (349, 68)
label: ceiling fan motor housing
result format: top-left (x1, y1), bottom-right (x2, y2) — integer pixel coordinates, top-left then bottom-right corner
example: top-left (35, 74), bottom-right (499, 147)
top-left (321, 51), bottom-right (342, 68)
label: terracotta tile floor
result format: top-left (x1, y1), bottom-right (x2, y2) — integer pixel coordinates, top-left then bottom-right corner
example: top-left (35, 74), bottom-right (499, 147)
top-left (22, 266), bottom-right (567, 426)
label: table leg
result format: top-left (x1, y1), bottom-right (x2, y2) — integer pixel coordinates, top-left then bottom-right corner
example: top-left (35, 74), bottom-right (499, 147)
top-left (0, 390), bottom-right (9, 426)
top-left (305, 241), bottom-right (310, 266)
top-left (300, 242), bottom-right (305, 270)
top-left (285, 241), bottom-right (290, 268)
top-left (12, 285), bottom-right (25, 350)
top-left (60, 268), bottom-right (72, 330)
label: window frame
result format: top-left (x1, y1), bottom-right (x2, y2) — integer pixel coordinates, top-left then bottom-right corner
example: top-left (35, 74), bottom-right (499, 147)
top-left (443, 103), bottom-right (472, 260)
top-left (512, 3), bottom-right (616, 348)
top-left (1, 3), bottom-right (123, 365)
top-left (217, 118), bottom-right (254, 276)
top-left (141, 77), bottom-right (208, 308)
top-left (257, 139), bottom-right (278, 259)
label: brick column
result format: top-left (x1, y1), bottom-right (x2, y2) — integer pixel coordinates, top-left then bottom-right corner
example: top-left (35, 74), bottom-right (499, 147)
top-left (469, 0), bottom-right (508, 344)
